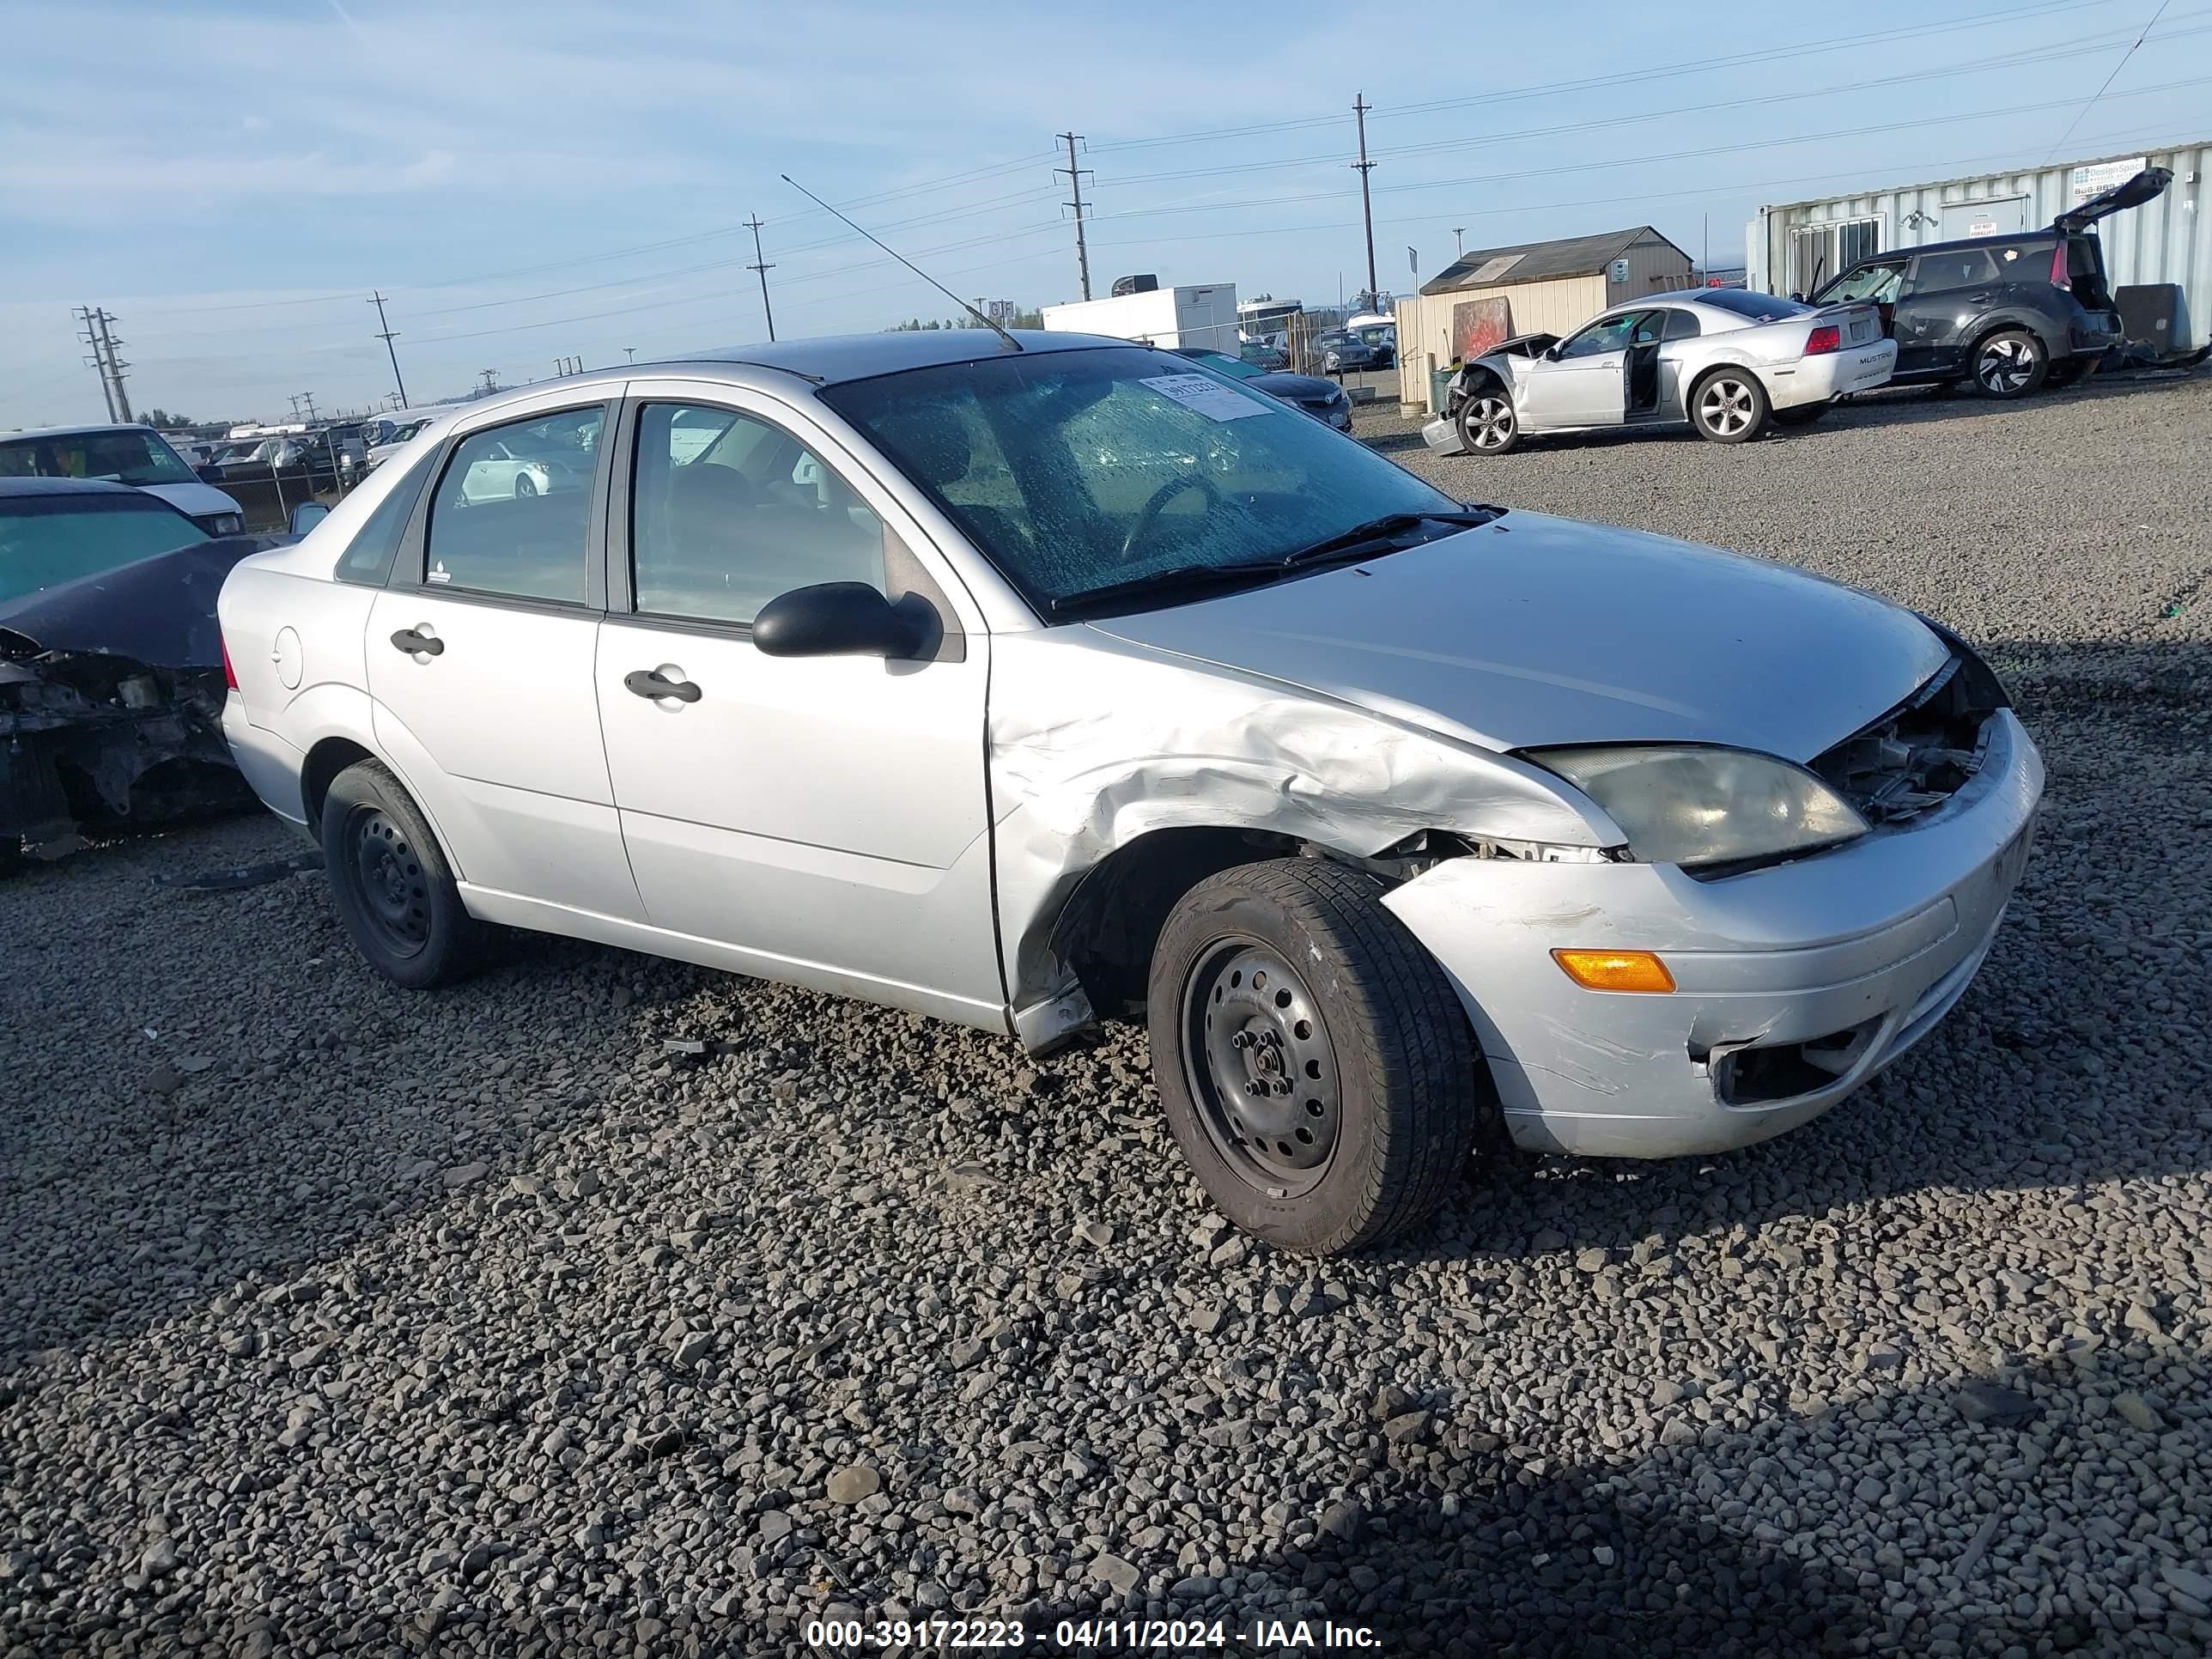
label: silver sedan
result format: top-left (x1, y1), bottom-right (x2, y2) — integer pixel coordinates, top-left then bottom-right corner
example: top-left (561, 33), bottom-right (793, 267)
top-left (1427, 288), bottom-right (1897, 453)
top-left (217, 331), bottom-right (2036, 1255)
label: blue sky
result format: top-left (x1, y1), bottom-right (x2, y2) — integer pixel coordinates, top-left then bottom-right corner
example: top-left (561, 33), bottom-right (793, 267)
top-left (3, 0), bottom-right (2207, 427)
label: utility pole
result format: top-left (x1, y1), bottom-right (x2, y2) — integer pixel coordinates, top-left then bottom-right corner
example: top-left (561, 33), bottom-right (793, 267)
top-left (744, 214), bottom-right (777, 342)
top-left (75, 306), bottom-right (118, 421)
top-left (301, 392), bottom-right (319, 423)
top-left (1454, 228), bottom-right (1466, 257)
top-left (1056, 132), bottom-right (1093, 301)
top-left (368, 291), bottom-right (409, 408)
top-left (623, 347), bottom-right (636, 362)
top-left (479, 368), bottom-right (498, 397)
top-left (1352, 94), bottom-right (1378, 310)
top-left (89, 309), bottom-right (133, 422)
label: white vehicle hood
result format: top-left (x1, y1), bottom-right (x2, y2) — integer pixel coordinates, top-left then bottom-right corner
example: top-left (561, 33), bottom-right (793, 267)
top-left (1088, 511), bottom-right (1947, 761)
top-left (140, 479), bottom-right (243, 520)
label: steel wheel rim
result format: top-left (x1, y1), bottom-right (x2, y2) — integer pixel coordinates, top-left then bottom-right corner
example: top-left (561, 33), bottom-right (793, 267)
top-left (1468, 395), bottom-right (1515, 451)
top-left (1978, 338), bottom-right (2033, 392)
top-left (514, 474), bottom-right (538, 498)
top-left (1698, 378), bottom-right (1754, 434)
top-left (345, 806), bottom-right (431, 957)
top-left (1180, 938), bottom-right (1343, 1199)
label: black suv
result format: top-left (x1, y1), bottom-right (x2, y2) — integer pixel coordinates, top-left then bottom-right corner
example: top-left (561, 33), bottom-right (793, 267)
top-left (1808, 167), bottom-right (2169, 398)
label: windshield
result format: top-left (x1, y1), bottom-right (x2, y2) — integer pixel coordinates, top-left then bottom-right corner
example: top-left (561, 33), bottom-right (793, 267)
top-left (821, 344), bottom-right (1460, 617)
top-left (1178, 350), bottom-right (1264, 381)
top-left (0, 428), bottom-right (198, 488)
top-left (0, 495), bottom-right (210, 603)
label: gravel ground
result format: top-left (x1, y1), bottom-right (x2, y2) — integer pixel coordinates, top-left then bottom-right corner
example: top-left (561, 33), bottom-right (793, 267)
top-left (3, 369), bottom-right (2210, 1658)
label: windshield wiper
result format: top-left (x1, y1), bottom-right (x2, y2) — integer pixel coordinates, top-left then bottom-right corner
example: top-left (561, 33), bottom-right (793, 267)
top-left (1278, 506), bottom-right (1504, 568)
top-left (1048, 559), bottom-right (1291, 617)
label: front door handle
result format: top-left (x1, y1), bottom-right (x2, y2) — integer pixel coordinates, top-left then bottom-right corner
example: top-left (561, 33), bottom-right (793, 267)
top-left (389, 627), bottom-right (444, 656)
top-left (624, 667), bottom-right (702, 703)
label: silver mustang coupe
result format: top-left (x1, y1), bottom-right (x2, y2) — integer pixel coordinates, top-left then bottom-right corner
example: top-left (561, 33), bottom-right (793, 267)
top-left (217, 331), bottom-right (2037, 1255)
top-left (1426, 289), bottom-right (1898, 453)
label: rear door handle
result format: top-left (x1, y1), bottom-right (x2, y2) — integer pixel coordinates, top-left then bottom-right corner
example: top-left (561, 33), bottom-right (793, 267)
top-left (389, 627), bottom-right (444, 656)
top-left (624, 668), bottom-right (702, 703)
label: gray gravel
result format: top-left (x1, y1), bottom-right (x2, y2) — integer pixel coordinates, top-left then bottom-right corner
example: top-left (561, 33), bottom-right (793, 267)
top-left (3, 368), bottom-right (2210, 1657)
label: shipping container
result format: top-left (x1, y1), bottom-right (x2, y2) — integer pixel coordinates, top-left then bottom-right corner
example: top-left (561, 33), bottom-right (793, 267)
top-left (1748, 141), bottom-right (2210, 349)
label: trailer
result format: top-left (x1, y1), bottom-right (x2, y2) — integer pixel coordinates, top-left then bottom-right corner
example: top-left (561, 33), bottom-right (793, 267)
top-left (1041, 283), bottom-right (1239, 352)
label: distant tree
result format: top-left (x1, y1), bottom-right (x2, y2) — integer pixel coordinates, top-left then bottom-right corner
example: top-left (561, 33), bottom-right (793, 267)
top-left (140, 408), bottom-right (194, 428)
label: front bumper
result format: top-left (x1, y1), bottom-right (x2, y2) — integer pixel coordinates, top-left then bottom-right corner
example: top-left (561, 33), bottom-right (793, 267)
top-left (1768, 338), bottom-right (1897, 409)
top-left (1383, 708), bottom-right (2042, 1158)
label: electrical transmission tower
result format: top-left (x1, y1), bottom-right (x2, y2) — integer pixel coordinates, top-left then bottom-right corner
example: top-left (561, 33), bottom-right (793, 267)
top-left (74, 307), bottom-right (132, 422)
top-left (1056, 133), bottom-right (1093, 302)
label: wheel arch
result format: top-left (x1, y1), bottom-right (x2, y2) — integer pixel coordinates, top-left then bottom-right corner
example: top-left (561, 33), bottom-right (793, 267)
top-left (301, 734), bottom-right (378, 828)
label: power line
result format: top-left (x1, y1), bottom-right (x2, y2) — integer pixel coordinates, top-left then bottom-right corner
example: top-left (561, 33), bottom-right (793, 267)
top-left (744, 214), bottom-right (777, 343)
top-left (368, 290), bottom-right (409, 407)
top-left (1057, 132), bottom-right (1093, 301)
top-left (2045, 0), bottom-right (2173, 161)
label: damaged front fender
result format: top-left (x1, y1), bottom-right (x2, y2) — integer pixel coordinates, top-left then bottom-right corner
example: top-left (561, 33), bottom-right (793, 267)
top-left (988, 628), bottom-right (1609, 1024)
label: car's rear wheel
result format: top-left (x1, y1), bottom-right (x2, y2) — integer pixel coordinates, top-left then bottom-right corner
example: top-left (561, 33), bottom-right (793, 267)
top-left (1147, 859), bottom-right (1481, 1255)
top-left (1771, 398), bottom-right (1831, 428)
top-left (2044, 355), bottom-right (2097, 389)
top-left (320, 758), bottom-right (486, 990)
top-left (514, 474), bottom-right (538, 499)
top-left (1973, 330), bottom-right (2047, 398)
top-left (1692, 369), bottom-right (1770, 442)
top-left (1455, 388), bottom-right (1521, 454)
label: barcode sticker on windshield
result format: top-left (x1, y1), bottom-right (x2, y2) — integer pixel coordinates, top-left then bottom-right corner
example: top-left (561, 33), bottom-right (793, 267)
top-left (1139, 374), bottom-right (1272, 422)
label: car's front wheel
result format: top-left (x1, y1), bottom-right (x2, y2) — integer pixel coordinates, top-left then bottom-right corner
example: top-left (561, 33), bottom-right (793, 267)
top-left (1691, 369), bottom-right (1770, 442)
top-left (1455, 387), bottom-right (1521, 454)
top-left (320, 758), bottom-right (486, 990)
top-left (1973, 329), bottom-right (2047, 398)
top-left (514, 473), bottom-right (538, 499)
top-left (1147, 859), bottom-right (1481, 1255)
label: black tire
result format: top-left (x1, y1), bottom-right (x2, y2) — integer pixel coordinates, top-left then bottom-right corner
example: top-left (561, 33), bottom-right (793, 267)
top-left (1146, 858), bottom-right (1481, 1255)
top-left (1454, 385), bottom-right (1522, 455)
top-left (2044, 355), bottom-right (2097, 389)
top-left (1771, 399), bottom-right (1831, 428)
top-left (514, 473), bottom-right (538, 499)
top-left (0, 836), bottom-right (21, 881)
top-left (1972, 329), bottom-right (2047, 398)
top-left (319, 758), bottom-right (486, 990)
top-left (1690, 368), bottom-right (1771, 442)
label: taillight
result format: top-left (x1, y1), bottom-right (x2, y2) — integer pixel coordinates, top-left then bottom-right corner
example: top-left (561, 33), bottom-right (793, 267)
top-left (222, 635), bottom-right (239, 692)
top-left (2050, 243), bottom-right (2070, 289)
top-left (1805, 324), bottom-right (1841, 356)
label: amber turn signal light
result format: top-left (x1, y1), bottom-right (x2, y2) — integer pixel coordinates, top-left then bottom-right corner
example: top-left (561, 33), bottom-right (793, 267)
top-left (1551, 948), bottom-right (1676, 993)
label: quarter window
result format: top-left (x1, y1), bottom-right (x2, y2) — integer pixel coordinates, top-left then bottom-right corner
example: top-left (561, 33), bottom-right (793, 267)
top-left (421, 407), bottom-right (604, 604)
top-left (629, 403), bottom-right (889, 626)
top-left (337, 448), bottom-right (435, 586)
top-left (1661, 308), bottom-right (1702, 341)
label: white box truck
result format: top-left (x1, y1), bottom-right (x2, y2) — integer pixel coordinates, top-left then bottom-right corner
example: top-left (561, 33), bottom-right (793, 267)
top-left (1040, 283), bottom-right (1239, 353)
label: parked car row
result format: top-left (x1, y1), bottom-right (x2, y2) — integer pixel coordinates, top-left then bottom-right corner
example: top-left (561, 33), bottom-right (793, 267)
top-left (1425, 166), bottom-right (2172, 454)
top-left (206, 330), bottom-right (2039, 1257)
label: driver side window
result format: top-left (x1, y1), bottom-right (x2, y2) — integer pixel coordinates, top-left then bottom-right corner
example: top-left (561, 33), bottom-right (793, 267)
top-left (1556, 313), bottom-right (1643, 360)
top-left (629, 402), bottom-right (890, 627)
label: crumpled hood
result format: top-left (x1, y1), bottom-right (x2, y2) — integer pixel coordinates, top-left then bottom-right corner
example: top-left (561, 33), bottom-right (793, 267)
top-left (0, 535), bottom-right (282, 668)
top-left (1089, 511), bottom-right (1948, 760)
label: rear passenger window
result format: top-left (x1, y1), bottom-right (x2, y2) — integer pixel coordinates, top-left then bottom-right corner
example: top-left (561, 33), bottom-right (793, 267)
top-left (336, 448), bottom-right (434, 586)
top-left (421, 407), bottom-right (604, 604)
top-left (629, 403), bottom-right (889, 627)
top-left (1661, 309), bottom-right (1701, 340)
top-left (1909, 250), bottom-right (2001, 292)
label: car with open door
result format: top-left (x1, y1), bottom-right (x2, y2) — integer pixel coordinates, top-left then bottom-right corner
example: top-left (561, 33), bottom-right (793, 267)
top-left (218, 331), bottom-right (2038, 1256)
top-left (1426, 289), bottom-right (1894, 454)
top-left (1807, 165), bottom-right (2169, 398)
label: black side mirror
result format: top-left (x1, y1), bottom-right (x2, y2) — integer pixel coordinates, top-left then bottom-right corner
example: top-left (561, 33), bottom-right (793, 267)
top-left (288, 501), bottom-right (331, 536)
top-left (1790, 291), bottom-right (1807, 303)
top-left (753, 581), bottom-right (927, 659)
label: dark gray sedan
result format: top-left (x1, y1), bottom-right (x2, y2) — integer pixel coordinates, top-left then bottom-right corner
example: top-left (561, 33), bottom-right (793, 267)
top-left (1173, 348), bottom-right (1354, 430)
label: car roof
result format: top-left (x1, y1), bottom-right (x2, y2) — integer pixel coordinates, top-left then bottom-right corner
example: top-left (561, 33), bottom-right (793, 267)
top-left (662, 329), bottom-right (1119, 386)
top-left (1850, 228), bottom-right (2057, 264)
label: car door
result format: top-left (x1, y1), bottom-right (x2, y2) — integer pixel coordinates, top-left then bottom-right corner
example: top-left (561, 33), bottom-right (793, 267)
top-left (1518, 311), bottom-right (1644, 430)
top-left (1895, 249), bottom-right (2001, 375)
top-left (365, 394), bottom-right (646, 923)
top-left (591, 386), bottom-right (1003, 1028)
top-left (1624, 310), bottom-right (1669, 420)
top-left (1655, 307), bottom-right (1704, 417)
